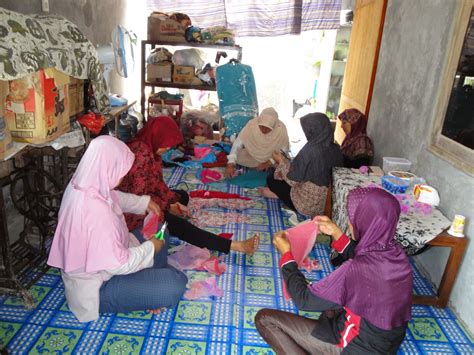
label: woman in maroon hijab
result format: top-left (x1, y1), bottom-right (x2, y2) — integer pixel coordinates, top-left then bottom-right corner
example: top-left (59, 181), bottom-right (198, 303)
top-left (118, 116), bottom-right (259, 255)
top-left (338, 109), bottom-right (374, 168)
top-left (255, 187), bottom-right (412, 354)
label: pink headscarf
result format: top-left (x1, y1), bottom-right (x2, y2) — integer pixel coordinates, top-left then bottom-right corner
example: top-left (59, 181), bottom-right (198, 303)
top-left (48, 136), bottom-right (135, 273)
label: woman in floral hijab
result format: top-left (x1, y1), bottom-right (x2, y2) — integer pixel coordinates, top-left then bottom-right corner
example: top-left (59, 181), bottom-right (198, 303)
top-left (338, 108), bottom-right (374, 168)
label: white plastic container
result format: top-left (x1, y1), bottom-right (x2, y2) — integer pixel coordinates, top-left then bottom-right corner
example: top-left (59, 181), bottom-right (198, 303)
top-left (382, 157), bottom-right (412, 173)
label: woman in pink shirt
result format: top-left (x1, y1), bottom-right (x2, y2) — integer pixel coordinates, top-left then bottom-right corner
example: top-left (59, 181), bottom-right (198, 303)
top-left (48, 136), bottom-right (187, 322)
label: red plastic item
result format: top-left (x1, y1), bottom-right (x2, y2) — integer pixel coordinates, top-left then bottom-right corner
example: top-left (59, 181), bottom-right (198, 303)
top-left (77, 112), bottom-right (106, 135)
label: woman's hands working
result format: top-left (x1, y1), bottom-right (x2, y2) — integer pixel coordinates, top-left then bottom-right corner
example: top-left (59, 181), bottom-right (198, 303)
top-left (147, 199), bottom-right (161, 217)
top-left (225, 164), bottom-right (237, 178)
top-left (169, 202), bottom-right (189, 218)
top-left (272, 231), bottom-right (291, 254)
top-left (314, 216), bottom-right (343, 241)
top-left (150, 236), bottom-right (165, 253)
top-left (272, 216), bottom-right (344, 255)
top-left (271, 150), bottom-right (285, 165)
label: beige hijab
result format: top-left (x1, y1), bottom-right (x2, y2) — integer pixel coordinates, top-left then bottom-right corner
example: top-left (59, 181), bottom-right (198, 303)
top-left (238, 107), bottom-right (289, 163)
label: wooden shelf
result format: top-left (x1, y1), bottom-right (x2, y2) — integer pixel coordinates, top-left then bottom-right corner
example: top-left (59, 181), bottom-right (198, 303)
top-left (142, 40), bottom-right (242, 52)
top-left (144, 81), bottom-right (216, 91)
top-left (141, 40), bottom-right (242, 118)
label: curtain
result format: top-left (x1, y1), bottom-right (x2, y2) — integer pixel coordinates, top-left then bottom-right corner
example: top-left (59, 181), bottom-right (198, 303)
top-left (145, 0), bottom-right (342, 36)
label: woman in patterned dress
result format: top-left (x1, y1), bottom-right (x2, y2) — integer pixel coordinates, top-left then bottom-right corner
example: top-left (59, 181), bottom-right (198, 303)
top-left (118, 115), bottom-right (259, 255)
top-left (260, 113), bottom-right (343, 218)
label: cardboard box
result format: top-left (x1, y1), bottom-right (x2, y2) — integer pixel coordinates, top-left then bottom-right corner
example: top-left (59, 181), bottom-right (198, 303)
top-left (173, 65), bottom-right (195, 84)
top-left (68, 77), bottom-right (84, 116)
top-left (5, 68), bottom-right (70, 144)
top-left (0, 81), bottom-right (14, 160)
top-left (147, 12), bottom-right (186, 42)
top-left (147, 63), bottom-right (172, 82)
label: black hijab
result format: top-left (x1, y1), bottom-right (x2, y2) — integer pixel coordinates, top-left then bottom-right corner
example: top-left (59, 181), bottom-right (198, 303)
top-left (287, 113), bottom-right (343, 186)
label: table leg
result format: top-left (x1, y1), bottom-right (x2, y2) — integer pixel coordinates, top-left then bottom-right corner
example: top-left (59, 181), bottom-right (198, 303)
top-left (412, 233), bottom-right (468, 308)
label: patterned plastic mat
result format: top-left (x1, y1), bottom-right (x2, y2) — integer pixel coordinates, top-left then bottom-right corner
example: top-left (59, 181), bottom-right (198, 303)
top-left (1, 167), bottom-right (472, 354)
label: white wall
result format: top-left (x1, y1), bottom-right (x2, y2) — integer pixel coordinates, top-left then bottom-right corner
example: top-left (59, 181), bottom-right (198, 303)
top-left (368, 0), bottom-right (474, 333)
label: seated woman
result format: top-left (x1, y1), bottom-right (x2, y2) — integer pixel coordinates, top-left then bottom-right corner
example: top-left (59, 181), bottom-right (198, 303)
top-left (225, 107), bottom-right (289, 178)
top-left (338, 108), bottom-right (374, 168)
top-left (48, 136), bottom-right (187, 322)
top-left (260, 113), bottom-right (342, 218)
top-left (118, 115), bottom-right (259, 255)
top-left (255, 187), bottom-right (413, 354)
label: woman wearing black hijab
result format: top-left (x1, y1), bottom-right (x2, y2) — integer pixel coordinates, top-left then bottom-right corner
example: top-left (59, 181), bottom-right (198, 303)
top-left (259, 113), bottom-right (343, 217)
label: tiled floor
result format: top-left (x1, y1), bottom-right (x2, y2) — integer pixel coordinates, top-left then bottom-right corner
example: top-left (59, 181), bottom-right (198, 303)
top-left (0, 167), bottom-right (472, 354)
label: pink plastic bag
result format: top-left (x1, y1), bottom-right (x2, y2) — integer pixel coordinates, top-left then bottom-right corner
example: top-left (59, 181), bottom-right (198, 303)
top-left (184, 276), bottom-right (224, 300)
top-left (281, 220), bottom-right (319, 300)
top-left (199, 169), bottom-right (222, 183)
top-left (194, 146), bottom-right (213, 159)
top-left (142, 213), bottom-right (160, 240)
top-left (168, 244), bottom-right (211, 271)
top-left (196, 256), bottom-right (227, 275)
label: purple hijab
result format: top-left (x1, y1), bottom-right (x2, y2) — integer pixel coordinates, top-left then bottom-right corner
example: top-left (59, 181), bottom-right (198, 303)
top-left (310, 187), bottom-right (412, 330)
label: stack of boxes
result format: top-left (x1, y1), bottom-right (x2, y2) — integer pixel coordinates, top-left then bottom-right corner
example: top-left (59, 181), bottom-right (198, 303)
top-left (147, 12), bottom-right (196, 85)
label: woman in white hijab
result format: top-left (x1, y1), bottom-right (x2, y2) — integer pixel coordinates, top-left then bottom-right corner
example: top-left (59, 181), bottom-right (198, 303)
top-left (225, 107), bottom-right (289, 178)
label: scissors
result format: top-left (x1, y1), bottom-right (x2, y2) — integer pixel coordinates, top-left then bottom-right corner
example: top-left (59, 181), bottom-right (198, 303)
top-left (154, 221), bottom-right (168, 240)
top-left (280, 149), bottom-right (291, 160)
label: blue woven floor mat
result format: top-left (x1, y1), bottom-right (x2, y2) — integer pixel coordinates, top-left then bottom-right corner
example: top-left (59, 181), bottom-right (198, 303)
top-left (1, 167), bottom-right (472, 354)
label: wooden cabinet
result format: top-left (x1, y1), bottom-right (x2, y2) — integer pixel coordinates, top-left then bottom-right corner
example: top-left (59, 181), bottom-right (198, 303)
top-left (140, 40), bottom-right (242, 118)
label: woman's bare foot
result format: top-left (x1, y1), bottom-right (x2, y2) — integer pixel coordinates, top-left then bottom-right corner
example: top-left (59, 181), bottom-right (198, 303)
top-left (258, 187), bottom-right (279, 199)
top-left (231, 233), bottom-right (260, 255)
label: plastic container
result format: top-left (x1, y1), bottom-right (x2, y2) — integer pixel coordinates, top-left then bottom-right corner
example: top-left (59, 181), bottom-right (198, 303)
top-left (383, 157), bottom-right (412, 173)
top-left (381, 175), bottom-right (410, 194)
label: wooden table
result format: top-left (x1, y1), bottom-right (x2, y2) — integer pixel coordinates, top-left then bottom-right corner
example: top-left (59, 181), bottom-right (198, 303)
top-left (330, 167), bottom-right (468, 308)
top-left (105, 100), bottom-right (137, 137)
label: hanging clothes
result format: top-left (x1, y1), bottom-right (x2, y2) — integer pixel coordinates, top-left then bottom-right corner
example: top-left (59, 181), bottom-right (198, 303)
top-left (216, 61), bottom-right (258, 138)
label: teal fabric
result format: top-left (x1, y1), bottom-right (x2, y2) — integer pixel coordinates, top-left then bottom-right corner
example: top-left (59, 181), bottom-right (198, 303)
top-left (225, 170), bottom-right (268, 188)
top-left (216, 62), bottom-right (258, 138)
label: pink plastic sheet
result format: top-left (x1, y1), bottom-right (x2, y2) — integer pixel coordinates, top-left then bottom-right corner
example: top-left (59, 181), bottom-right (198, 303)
top-left (141, 213), bottom-right (160, 240)
top-left (184, 276), bottom-right (224, 300)
top-left (281, 220), bottom-right (319, 300)
top-left (196, 256), bottom-right (227, 275)
top-left (168, 244), bottom-right (211, 271)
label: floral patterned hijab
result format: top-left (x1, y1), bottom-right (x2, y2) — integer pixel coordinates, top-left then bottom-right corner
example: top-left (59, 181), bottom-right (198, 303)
top-left (339, 109), bottom-right (374, 160)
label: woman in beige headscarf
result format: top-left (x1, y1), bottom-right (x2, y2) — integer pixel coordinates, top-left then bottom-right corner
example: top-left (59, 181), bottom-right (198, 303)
top-left (225, 107), bottom-right (289, 178)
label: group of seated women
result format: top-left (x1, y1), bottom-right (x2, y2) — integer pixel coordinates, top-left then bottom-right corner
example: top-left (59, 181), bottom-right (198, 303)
top-left (227, 107), bottom-right (374, 218)
top-left (47, 106), bottom-right (412, 353)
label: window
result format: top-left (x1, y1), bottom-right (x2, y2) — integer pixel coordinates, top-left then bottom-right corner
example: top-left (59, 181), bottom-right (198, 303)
top-left (430, 2), bottom-right (474, 175)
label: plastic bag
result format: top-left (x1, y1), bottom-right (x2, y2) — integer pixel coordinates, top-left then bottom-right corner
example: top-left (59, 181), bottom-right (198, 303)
top-left (142, 213), bottom-right (160, 239)
top-left (172, 49), bottom-right (205, 70)
top-left (168, 244), bottom-right (210, 271)
top-left (282, 220), bottom-right (319, 301)
top-left (77, 112), bottom-right (106, 135)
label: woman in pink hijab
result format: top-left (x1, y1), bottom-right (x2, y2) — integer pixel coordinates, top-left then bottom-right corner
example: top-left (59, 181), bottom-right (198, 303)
top-left (48, 136), bottom-right (187, 322)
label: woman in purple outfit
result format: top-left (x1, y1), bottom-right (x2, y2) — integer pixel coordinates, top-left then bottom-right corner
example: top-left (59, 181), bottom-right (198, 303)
top-left (255, 187), bottom-right (413, 354)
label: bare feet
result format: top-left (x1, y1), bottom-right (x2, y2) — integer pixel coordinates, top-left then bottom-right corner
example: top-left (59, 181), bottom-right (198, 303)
top-left (258, 187), bottom-right (279, 199)
top-left (231, 233), bottom-right (260, 255)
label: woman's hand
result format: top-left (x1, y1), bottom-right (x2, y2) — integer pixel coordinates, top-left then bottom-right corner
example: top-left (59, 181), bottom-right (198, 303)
top-left (272, 151), bottom-right (284, 165)
top-left (147, 199), bottom-right (161, 217)
top-left (256, 160), bottom-right (272, 171)
top-left (272, 231), bottom-right (291, 254)
top-left (314, 216), bottom-right (343, 240)
top-left (225, 164), bottom-right (237, 178)
top-left (169, 202), bottom-right (189, 218)
top-left (150, 237), bottom-right (165, 253)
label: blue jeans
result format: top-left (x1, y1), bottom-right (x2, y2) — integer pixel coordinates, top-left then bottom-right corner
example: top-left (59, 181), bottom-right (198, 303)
top-left (99, 224), bottom-right (187, 314)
